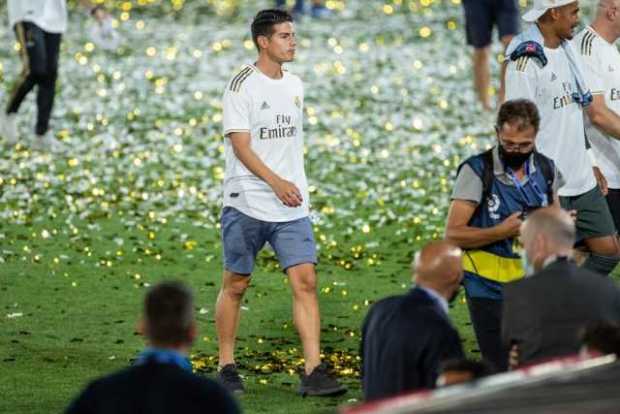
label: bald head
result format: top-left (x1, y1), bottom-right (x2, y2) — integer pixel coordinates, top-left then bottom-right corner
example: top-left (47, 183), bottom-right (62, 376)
top-left (522, 207), bottom-right (575, 249)
top-left (521, 207), bottom-right (575, 272)
top-left (413, 241), bottom-right (463, 300)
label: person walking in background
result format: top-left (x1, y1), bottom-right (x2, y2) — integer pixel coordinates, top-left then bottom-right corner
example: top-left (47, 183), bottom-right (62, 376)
top-left (461, 0), bottom-right (520, 110)
top-left (65, 281), bottom-right (240, 414)
top-left (445, 99), bottom-right (559, 371)
top-left (503, 208), bottom-right (620, 368)
top-left (361, 241), bottom-right (465, 401)
top-left (0, 0), bottom-right (107, 151)
top-left (275, 0), bottom-right (331, 19)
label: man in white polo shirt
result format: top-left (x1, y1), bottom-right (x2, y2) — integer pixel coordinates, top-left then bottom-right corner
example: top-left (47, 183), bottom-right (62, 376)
top-left (573, 0), bottom-right (620, 234)
top-left (0, 0), bottom-right (106, 150)
top-left (216, 9), bottom-right (346, 397)
top-left (505, 0), bottom-right (620, 275)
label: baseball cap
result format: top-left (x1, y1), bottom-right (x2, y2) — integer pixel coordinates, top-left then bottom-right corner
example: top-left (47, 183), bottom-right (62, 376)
top-left (522, 0), bottom-right (578, 23)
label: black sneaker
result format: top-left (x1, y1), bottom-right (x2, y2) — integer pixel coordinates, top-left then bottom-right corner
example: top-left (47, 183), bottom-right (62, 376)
top-left (298, 363), bottom-right (347, 397)
top-left (217, 364), bottom-right (245, 394)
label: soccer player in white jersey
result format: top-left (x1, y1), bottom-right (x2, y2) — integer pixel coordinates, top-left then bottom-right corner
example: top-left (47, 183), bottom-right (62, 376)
top-left (505, 0), bottom-right (620, 275)
top-left (216, 9), bottom-right (346, 397)
top-left (0, 0), bottom-right (106, 151)
top-left (573, 0), bottom-right (620, 234)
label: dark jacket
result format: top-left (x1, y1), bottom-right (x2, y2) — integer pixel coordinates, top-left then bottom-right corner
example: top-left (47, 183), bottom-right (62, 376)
top-left (361, 287), bottom-right (464, 401)
top-left (65, 359), bottom-right (240, 414)
top-left (502, 258), bottom-right (620, 366)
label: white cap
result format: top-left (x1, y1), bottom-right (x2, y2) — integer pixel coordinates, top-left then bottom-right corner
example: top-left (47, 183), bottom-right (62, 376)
top-left (522, 0), bottom-right (578, 23)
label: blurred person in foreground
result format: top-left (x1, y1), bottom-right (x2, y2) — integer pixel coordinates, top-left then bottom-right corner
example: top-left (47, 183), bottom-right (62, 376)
top-left (436, 358), bottom-right (495, 387)
top-left (361, 241), bottom-right (465, 401)
top-left (445, 99), bottom-right (559, 371)
top-left (65, 281), bottom-right (240, 414)
top-left (502, 207), bottom-right (620, 368)
top-left (580, 320), bottom-right (620, 358)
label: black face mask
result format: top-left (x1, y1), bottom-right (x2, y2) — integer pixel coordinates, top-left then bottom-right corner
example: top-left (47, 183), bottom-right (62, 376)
top-left (498, 144), bottom-right (532, 169)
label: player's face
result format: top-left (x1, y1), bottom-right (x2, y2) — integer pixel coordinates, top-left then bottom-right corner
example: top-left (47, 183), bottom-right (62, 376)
top-left (263, 22), bottom-right (297, 63)
top-left (554, 2), bottom-right (580, 40)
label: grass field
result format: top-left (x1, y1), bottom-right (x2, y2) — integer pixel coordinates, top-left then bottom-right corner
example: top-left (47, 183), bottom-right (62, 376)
top-left (0, 1), bottom-right (613, 413)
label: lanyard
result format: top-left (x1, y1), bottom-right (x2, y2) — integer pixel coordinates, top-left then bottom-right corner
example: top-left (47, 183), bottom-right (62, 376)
top-left (134, 348), bottom-right (193, 372)
top-left (505, 161), bottom-right (548, 207)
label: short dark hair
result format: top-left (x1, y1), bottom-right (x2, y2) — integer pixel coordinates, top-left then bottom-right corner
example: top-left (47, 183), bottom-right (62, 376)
top-left (144, 281), bottom-right (194, 346)
top-left (496, 99), bottom-right (541, 133)
top-left (439, 358), bottom-right (495, 379)
top-left (251, 9), bottom-right (293, 51)
top-left (581, 321), bottom-right (620, 356)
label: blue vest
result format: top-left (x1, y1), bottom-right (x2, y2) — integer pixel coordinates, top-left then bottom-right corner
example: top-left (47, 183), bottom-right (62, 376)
top-left (458, 150), bottom-right (553, 299)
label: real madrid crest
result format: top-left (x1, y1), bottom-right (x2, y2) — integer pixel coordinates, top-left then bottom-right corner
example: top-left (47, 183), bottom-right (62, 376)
top-left (294, 96), bottom-right (301, 108)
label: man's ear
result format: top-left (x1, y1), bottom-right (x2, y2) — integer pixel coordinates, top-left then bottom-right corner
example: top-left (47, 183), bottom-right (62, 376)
top-left (136, 318), bottom-right (146, 336)
top-left (257, 34), bottom-right (270, 50)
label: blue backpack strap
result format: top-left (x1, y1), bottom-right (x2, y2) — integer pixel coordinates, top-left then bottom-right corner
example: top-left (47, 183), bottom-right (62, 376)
top-left (509, 41), bottom-right (548, 67)
top-left (533, 151), bottom-right (555, 204)
top-left (457, 151), bottom-right (492, 203)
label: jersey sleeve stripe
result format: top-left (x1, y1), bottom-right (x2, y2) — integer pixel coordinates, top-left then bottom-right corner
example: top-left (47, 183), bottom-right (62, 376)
top-left (229, 67), bottom-right (252, 92)
top-left (516, 56), bottom-right (529, 72)
top-left (231, 69), bottom-right (254, 92)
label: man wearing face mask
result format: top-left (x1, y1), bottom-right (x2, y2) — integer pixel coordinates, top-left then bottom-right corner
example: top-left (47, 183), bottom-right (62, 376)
top-left (446, 99), bottom-right (560, 371)
top-left (360, 241), bottom-right (465, 401)
top-left (502, 207), bottom-right (620, 368)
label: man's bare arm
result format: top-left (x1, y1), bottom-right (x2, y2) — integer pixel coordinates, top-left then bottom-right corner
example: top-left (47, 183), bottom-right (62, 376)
top-left (444, 199), bottom-right (522, 249)
top-left (586, 94), bottom-right (620, 140)
top-left (228, 131), bottom-right (302, 207)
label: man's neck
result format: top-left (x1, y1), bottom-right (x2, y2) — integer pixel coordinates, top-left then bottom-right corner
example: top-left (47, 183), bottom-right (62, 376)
top-left (148, 343), bottom-right (189, 356)
top-left (537, 22), bottom-right (563, 49)
top-left (590, 19), bottom-right (619, 45)
top-left (255, 55), bottom-right (284, 79)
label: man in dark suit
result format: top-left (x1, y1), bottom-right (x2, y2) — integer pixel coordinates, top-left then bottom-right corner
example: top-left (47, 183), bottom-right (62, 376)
top-left (65, 281), bottom-right (240, 414)
top-left (361, 241), bottom-right (465, 401)
top-left (503, 207), bottom-right (620, 368)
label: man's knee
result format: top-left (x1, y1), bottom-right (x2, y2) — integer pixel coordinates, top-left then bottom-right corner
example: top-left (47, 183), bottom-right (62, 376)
top-left (290, 267), bottom-right (318, 295)
top-left (221, 275), bottom-right (251, 300)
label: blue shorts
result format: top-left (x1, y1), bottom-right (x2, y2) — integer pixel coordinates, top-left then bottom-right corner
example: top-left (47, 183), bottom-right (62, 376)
top-left (462, 0), bottom-right (520, 48)
top-left (221, 207), bottom-right (318, 275)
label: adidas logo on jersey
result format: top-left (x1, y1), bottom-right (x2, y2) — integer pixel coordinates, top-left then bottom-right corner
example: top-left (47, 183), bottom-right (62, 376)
top-left (609, 65), bottom-right (615, 72)
top-left (261, 101), bottom-right (270, 110)
top-left (551, 72), bottom-right (557, 82)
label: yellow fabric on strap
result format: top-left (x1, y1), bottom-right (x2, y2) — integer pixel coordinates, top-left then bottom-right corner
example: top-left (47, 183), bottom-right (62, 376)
top-left (463, 250), bottom-right (524, 283)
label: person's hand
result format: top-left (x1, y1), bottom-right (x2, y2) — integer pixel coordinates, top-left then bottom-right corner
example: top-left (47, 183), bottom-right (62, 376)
top-left (271, 178), bottom-right (303, 207)
top-left (499, 212), bottom-right (523, 238)
top-left (568, 209), bottom-right (578, 223)
top-left (593, 167), bottom-right (608, 196)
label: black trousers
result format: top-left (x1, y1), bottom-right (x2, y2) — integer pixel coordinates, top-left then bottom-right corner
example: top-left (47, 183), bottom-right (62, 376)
top-left (466, 295), bottom-right (508, 372)
top-left (6, 22), bottom-right (62, 136)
